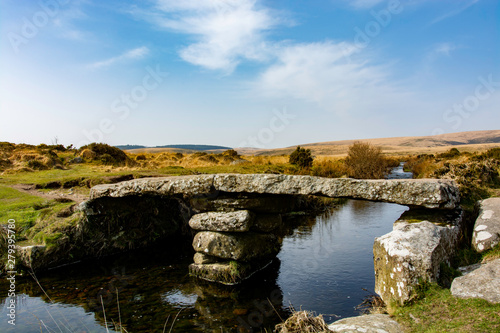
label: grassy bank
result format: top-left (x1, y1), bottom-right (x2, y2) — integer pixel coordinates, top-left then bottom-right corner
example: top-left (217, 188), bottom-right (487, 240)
top-left (392, 283), bottom-right (500, 332)
top-left (388, 243), bottom-right (500, 332)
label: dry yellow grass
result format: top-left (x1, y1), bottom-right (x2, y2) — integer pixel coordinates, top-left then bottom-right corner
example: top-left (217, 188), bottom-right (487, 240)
top-left (127, 152), bottom-right (289, 169)
top-left (275, 310), bottom-right (330, 333)
top-left (238, 130), bottom-right (500, 157)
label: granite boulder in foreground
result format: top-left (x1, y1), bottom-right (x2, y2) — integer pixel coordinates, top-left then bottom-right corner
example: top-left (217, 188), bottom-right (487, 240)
top-left (451, 259), bottom-right (500, 304)
top-left (90, 174), bottom-right (460, 209)
top-left (374, 209), bottom-right (464, 305)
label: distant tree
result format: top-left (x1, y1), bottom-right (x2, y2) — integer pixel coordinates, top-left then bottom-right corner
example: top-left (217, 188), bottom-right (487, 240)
top-left (289, 146), bottom-right (314, 169)
top-left (345, 141), bottom-right (387, 179)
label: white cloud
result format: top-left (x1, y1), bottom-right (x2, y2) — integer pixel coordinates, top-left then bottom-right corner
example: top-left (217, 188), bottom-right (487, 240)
top-left (255, 41), bottom-right (408, 114)
top-left (148, 0), bottom-right (283, 73)
top-left (88, 46), bottom-right (150, 69)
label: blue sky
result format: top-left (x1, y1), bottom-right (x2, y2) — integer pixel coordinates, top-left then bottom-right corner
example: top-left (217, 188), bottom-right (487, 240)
top-left (1, 0), bottom-right (499, 148)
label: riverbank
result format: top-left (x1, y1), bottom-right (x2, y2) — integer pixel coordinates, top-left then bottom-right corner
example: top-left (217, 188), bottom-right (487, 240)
top-left (1, 142), bottom-right (499, 332)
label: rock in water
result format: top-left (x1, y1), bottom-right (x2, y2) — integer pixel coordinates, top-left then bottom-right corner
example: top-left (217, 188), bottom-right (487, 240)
top-left (451, 259), bottom-right (500, 304)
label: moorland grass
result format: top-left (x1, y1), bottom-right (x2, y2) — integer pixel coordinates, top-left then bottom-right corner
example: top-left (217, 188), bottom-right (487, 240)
top-left (391, 283), bottom-right (500, 333)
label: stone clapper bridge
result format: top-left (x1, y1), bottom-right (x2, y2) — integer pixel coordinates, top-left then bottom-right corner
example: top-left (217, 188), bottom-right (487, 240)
top-left (78, 173), bottom-right (461, 305)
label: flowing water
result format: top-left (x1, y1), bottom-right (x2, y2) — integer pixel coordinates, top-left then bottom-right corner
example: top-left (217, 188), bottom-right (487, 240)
top-left (2, 168), bottom-right (415, 332)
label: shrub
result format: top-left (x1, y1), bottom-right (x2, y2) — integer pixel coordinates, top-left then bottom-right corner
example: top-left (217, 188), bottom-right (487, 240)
top-left (438, 148), bottom-right (461, 159)
top-left (135, 154), bottom-right (147, 161)
top-left (198, 154), bottom-right (218, 163)
top-left (474, 147), bottom-right (500, 161)
top-left (405, 155), bottom-right (436, 178)
top-left (223, 149), bottom-right (239, 158)
top-left (26, 160), bottom-right (49, 170)
top-left (0, 142), bottom-right (15, 152)
top-left (345, 141), bottom-right (388, 179)
top-left (289, 146), bottom-right (314, 169)
top-left (78, 143), bottom-right (132, 166)
top-left (311, 159), bottom-right (348, 178)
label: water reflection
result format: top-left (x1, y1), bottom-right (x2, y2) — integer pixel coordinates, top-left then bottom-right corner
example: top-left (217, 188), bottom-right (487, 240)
top-left (1, 200), bottom-right (408, 332)
top-left (0, 241), bottom-right (287, 332)
top-left (277, 200), bottom-right (408, 322)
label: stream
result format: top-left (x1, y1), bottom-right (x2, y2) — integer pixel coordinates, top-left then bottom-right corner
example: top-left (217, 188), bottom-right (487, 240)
top-left (1, 200), bottom-right (409, 332)
top-left (1, 161), bottom-right (413, 332)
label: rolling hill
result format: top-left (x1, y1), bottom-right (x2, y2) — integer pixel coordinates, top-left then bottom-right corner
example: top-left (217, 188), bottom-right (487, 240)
top-left (236, 130), bottom-right (500, 156)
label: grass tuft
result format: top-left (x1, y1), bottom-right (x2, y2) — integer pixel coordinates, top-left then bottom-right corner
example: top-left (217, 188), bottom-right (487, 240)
top-left (275, 310), bottom-right (330, 333)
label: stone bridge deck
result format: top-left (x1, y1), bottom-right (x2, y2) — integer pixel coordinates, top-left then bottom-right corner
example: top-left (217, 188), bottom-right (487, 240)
top-left (90, 174), bottom-right (460, 209)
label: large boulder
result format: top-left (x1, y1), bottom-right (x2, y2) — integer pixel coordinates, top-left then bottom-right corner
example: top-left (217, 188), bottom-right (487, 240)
top-left (328, 314), bottom-right (402, 333)
top-left (89, 174), bottom-right (460, 209)
top-left (192, 231), bottom-right (281, 262)
top-left (374, 209), bottom-right (464, 305)
top-left (451, 259), bottom-right (500, 304)
top-left (472, 198), bottom-right (500, 252)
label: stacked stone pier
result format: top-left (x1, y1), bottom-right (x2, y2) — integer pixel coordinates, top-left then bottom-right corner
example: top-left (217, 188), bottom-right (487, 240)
top-left (187, 193), bottom-right (293, 285)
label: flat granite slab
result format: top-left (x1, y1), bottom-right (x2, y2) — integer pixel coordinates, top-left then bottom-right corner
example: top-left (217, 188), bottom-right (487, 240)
top-left (89, 174), bottom-right (460, 209)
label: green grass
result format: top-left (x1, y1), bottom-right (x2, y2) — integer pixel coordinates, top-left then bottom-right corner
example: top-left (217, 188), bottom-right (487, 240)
top-left (0, 185), bottom-right (46, 228)
top-left (392, 283), bottom-right (500, 332)
top-left (0, 165), bottom-right (136, 186)
top-left (483, 243), bottom-right (500, 262)
top-left (0, 185), bottom-right (76, 242)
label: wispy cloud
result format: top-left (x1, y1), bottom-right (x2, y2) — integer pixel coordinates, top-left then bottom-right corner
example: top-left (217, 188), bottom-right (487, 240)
top-left (430, 0), bottom-right (479, 25)
top-left (142, 0), bottom-right (285, 73)
top-left (434, 42), bottom-right (457, 56)
top-left (255, 41), bottom-right (408, 114)
top-left (51, 1), bottom-right (91, 41)
top-left (88, 47), bottom-right (150, 69)
top-left (420, 42), bottom-right (458, 74)
top-left (344, 0), bottom-right (385, 9)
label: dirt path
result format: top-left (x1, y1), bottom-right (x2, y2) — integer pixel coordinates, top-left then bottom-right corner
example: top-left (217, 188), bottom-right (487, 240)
top-left (10, 184), bottom-right (89, 204)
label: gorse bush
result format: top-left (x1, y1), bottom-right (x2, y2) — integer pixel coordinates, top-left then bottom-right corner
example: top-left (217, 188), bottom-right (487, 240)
top-left (289, 146), bottom-right (314, 169)
top-left (311, 159), bottom-right (348, 178)
top-left (438, 148), bottom-right (461, 159)
top-left (345, 141), bottom-right (388, 179)
top-left (78, 143), bottom-right (133, 166)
